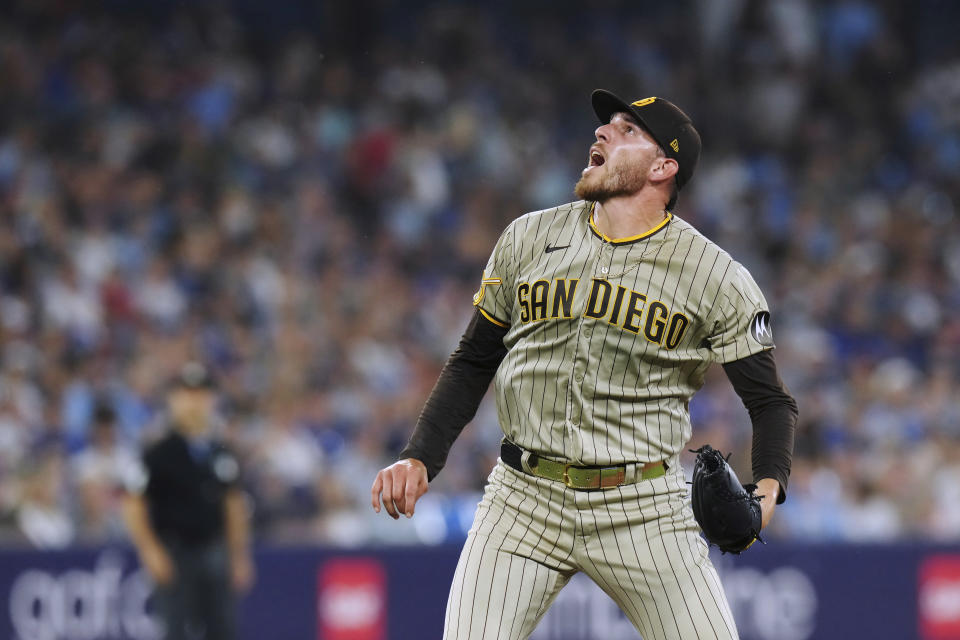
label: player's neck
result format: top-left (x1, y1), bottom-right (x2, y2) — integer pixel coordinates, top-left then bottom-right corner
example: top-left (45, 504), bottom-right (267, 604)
top-left (593, 192), bottom-right (669, 242)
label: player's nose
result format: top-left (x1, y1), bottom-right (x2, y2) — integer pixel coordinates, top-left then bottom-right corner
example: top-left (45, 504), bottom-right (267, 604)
top-left (594, 123), bottom-right (610, 143)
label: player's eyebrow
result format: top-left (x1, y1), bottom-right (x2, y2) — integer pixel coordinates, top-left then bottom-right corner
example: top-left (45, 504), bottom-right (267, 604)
top-left (610, 112), bottom-right (642, 127)
top-left (611, 112), bottom-right (659, 146)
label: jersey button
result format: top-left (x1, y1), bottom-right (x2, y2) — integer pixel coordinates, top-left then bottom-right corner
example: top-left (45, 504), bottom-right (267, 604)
top-left (600, 267), bottom-right (609, 274)
top-left (575, 372), bottom-right (584, 382)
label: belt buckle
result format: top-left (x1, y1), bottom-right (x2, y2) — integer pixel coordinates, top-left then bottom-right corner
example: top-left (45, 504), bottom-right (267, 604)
top-left (561, 464), bottom-right (576, 488)
top-left (599, 466), bottom-right (626, 488)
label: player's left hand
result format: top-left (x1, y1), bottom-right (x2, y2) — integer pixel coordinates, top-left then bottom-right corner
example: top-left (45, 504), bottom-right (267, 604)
top-left (755, 477), bottom-right (780, 530)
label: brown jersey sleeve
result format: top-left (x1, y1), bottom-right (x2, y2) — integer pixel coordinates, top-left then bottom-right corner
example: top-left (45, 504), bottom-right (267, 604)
top-left (398, 310), bottom-right (509, 480)
top-left (722, 350), bottom-right (797, 503)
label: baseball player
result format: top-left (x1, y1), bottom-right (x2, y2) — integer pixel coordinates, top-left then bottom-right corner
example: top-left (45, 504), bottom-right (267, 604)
top-left (371, 90), bottom-right (798, 639)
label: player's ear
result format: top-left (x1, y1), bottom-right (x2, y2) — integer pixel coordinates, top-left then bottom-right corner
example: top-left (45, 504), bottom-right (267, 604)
top-left (650, 157), bottom-right (679, 186)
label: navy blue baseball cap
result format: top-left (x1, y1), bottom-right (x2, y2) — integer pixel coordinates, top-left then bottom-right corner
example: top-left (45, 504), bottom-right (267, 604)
top-left (591, 90), bottom-right (702, 199)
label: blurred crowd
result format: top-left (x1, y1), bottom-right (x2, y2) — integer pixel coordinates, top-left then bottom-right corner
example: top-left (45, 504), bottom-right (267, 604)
top-left (0, 0), bottom-right (959, 548)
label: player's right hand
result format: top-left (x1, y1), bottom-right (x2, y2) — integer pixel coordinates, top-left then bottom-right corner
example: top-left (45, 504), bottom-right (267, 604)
top-left (371, 458), bottom-right (429, 519)
top-left (141, 543), bottom-right (175, 586)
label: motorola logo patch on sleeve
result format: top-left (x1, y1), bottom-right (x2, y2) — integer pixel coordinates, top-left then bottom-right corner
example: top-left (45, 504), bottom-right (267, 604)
top-left (749, 311), bottom-right (774, 347)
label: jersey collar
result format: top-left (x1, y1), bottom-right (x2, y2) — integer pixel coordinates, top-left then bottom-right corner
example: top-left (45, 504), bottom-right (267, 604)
top-left (587, 203), bottom-right (672, 246)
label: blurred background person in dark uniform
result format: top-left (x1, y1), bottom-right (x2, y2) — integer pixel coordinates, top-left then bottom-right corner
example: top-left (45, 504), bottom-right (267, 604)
top-left (123, 362), bottom-right (254, 640)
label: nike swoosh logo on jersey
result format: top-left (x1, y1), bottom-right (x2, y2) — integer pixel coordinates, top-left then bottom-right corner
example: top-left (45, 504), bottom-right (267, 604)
top-left (545, 244), bottom-right (570, 253)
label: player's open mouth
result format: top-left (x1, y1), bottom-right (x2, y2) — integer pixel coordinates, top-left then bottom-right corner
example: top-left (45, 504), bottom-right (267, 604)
top-left (588, 150), bottom-right (605, 167)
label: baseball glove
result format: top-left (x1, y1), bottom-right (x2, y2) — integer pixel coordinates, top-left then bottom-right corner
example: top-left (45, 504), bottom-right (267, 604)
top-left (689, 445), bottom-right (764, 554)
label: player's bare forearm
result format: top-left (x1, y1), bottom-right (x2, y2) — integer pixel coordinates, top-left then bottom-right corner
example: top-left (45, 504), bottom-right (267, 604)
top-left (122, 493), bottom-right (164, 557)
top-left (224, 490), bottom-right (251, 558)
top-left (122, 493), bottom-right (175, 584)
top-left (371, 458), bottom-right (428, 519)
top-left (224, 489), bottom-right (255, 591)
top-left (755, 477), bottom-right (780, 529)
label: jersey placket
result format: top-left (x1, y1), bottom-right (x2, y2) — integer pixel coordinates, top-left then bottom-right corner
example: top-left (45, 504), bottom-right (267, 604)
top-left (565, 240), bottom-right (617, 464)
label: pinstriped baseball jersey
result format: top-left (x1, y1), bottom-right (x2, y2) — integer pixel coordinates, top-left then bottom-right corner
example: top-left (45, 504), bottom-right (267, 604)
top-left (473, 199), bottom-right (772, 467)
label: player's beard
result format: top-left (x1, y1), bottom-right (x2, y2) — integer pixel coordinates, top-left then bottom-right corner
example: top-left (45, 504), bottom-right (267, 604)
top-left (574, 158), bottom-right (649, 202)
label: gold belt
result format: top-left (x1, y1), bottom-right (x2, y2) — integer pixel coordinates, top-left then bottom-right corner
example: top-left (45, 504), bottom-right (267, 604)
top-left (528, 456), bottom-right (666, 490)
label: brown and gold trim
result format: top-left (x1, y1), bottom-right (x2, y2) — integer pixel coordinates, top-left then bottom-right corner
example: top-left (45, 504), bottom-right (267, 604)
top-left (588, 203), bottom-right (672, 245)
top-left (477, 307), bottom-right (509, 328)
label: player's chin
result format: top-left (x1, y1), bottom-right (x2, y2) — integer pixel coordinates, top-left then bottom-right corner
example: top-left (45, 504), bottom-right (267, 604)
top-left (574, 172), bottom-right (601, 200)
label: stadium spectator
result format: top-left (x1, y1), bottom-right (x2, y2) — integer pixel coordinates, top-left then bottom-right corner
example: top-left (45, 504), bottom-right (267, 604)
top-left (0, 0), bottom-right (957, 545)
